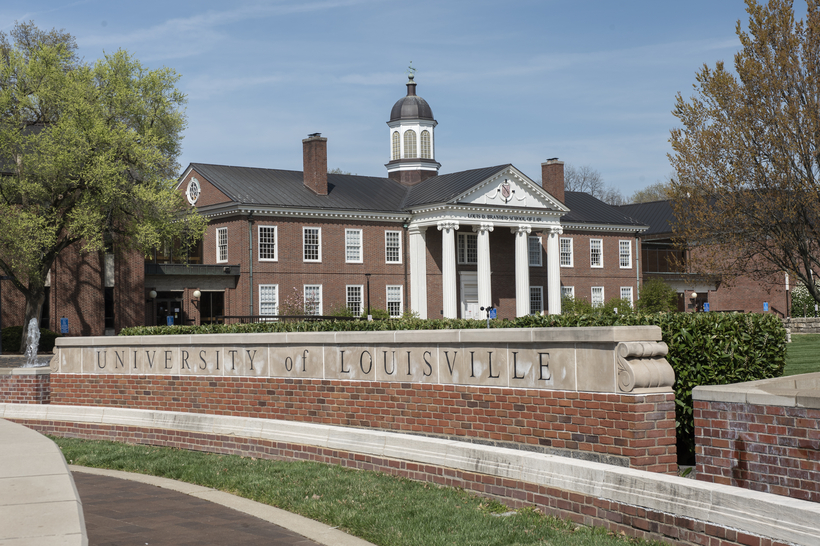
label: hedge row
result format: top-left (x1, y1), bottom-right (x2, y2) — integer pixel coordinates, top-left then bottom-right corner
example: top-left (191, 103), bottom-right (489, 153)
top-left (121, 312), bottom-right (786, 464)
top-left (1, 326), bottom-right (62, 354)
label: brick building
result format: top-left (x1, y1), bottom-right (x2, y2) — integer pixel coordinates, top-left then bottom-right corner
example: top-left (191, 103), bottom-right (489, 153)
top-left (2, 75), bottom-right (647, 335)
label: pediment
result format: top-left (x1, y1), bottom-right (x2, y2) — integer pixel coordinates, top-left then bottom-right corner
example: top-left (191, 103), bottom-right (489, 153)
top-left (454, 166), bottom-right (568, 211)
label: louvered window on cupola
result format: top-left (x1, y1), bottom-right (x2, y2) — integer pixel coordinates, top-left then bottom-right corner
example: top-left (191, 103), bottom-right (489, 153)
top-left (392, 131), bottom-right (400, 160)
top-left (404, 130), bottom-right (417, 158)
top-left (420, 130), bottom-right (431, 159)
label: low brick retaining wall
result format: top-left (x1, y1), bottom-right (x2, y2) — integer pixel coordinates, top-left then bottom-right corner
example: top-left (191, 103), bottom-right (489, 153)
top-left (5, 405), bottom-right (818, 546)
top-left (0, 368), bottom-right (50, 404)
top-left (693, 373), bottom-right (820, 503)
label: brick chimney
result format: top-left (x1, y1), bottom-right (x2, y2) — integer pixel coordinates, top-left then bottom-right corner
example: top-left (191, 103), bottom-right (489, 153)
top-left (303, 133), bottom-right (328, 195)
top-left (542, 158), bottom-right (564, 204)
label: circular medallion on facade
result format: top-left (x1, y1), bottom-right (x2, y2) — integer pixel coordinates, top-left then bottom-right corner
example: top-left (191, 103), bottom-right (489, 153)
top-left (187, 178), bottom-right (201, 205)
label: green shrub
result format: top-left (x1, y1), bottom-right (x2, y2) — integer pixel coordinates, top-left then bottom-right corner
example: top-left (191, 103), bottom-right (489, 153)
top-left (637, 278), bottom-right (678, 313)
top-left (1, 325), bottom-right (61, 353)
top-left (121, 311), bottom-right (786, 464)
top-left (790, 282), bottom-right (817, 317)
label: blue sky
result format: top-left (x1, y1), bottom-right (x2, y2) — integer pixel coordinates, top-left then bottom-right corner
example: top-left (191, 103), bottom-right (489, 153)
top-left (1, 1), bottom-right (786, 197)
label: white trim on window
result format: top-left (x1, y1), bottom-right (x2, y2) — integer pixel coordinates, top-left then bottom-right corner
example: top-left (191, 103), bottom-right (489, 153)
top-left (528, 236), bottom-right (542, 267)
top-left (561, 286), bottom-right (575, 299)
top-left (345, 229), bottom-right (363, 263)
top-left (590, 239), bottom-right (603, 268)
top-left (259, 284), bottom-right (278, 316)
top-left (258, 225), bottom-right (277, 262)
top-left (591, 286), bottom-right (604, 307)
top-left (385, 230), bottom-right (402, 264)
top-left (621, 286), bottom-right (634, 307)
top-left (346, 285), bottom-right (363, 317)
top-left (303, 227), bottom-right (321, 262)
top-left (216, 227), bottom-right (228, 263)
top-left (386, 285), bottom-right (403, 317)
top-left (304, 284), bottom-right (322, 316)
top-left (529, 286), bottom-right (543, 315)
top-left (619, 240), bottom-right (632, 269)
top-left (560, 237), bottom-right (573, 267)
top-left (458, 232), bottom-right (477, 264)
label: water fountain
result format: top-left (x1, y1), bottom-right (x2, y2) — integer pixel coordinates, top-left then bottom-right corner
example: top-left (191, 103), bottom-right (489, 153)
top-left (22, 318), bottom-right (46, 368)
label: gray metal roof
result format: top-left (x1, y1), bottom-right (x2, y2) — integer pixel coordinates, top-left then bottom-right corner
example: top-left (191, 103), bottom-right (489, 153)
top-left (563, 192), bottom-right (648, 228)
top-left (402, 165), bottom-right (511, 208)
top-left (389, 80), bottom-right (434, 122)
top-left (616, 200), bottom-right (675, 236)
top-left (189, 163), bottom-right (408, 212)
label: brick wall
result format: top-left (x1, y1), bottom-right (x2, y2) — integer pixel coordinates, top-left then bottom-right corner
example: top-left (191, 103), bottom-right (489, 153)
top-left (559, 231), bottom-right (640, 306)
top-left (0, 372), bottom-right (50, 404)
top-left (694, 399), bottom-right (820, 502)
top-left (49, 374), bottom-right (677, 473)
top-left (16, 418), bottom-right (793, 546)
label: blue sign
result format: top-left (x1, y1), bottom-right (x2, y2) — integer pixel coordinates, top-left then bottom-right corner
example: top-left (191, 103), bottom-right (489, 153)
top-left (763, 302), bottom-right (769, 312)
top-left (60, 317), bottom-right (69, 334)
top-left (703, 302), bottom-right (709, 312)
top-left (166, 315), bottom-right (174, 326)
top-left (489, 308), bottom-right (497, 319)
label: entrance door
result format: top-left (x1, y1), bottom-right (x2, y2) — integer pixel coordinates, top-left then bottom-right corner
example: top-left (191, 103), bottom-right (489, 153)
top-left (155, 291), bottom-right (184, 326)
top-left (460, 272), bottom-right (479, 319)
top-left (200, 291), bottom-right (225, 325)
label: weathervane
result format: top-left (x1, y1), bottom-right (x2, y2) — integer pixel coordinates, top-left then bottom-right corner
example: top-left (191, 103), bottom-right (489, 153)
top-left (407, 61), bottom-right (416, 79)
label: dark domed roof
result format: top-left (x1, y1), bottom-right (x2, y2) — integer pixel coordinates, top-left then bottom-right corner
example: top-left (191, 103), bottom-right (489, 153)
top-left (389, 76), bottom-right (434, 122)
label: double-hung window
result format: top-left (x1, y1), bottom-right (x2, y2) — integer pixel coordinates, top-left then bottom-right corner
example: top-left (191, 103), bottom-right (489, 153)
top-left (591, 286), bottom-right (604, 307)
top-left (304, 284), bottom-right (322, 315)
top-left (621, 286), bottom-right (634, 307)
top-left (346, 229), bottom-right (362, 263)
top-left (619, 240), bottom-right (632, 269)
top-left (562, 286), bottom-right (575, 299)
top-left (259, 284), bottom-right (278, 316)
top-left (529, 286), bottom-right (543, 315)
top-left (528, 236), bottom-right (542, 267)
top-left (386, 285), bottom-right (403, 317)
top-left (303, 227), bottom-right (321, 262)
top-left (590, 239), bottom-right (603, 268)
top-left (458, 233), bottom-right (477, 264)
top-left (385, 231), bottom-right (401, 263)
top-left (216, 227), bottom-right (228, 263)
top-left (560, 237), bottom-right (573, 267)
top-left (347, 285), bottom-right (363, 317)
top-left (258, 226), bottom-right (277, 261)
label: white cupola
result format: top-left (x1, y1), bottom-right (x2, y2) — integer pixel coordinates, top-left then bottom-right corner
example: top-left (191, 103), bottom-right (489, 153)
top-left (385, 73), bottom-right (440, 185)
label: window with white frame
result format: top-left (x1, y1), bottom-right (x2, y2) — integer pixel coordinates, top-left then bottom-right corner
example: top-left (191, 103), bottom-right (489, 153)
top-left (529, 286), bottom-right (543, 315)
top-left (560, 237), bottom-right (573, 267)
top-left (385, 231), bottom-right (401, 263)
top-left (258, 226), bottom-right (277, 261)
top-left (347, 285), bottom-right (363, 317)
top-left (304, 284), bottom-right (322, 315)
top-left (386, 285), bottom-right (403, 317)
top-left (591, 286), bottom-right (604, 307)
top-left (590, 239), bottom-right (603, 268)
top-left (303, 227), bottom-right (321, 262)
top-left (458, 233), bottom-right (477, 264)
top-left (528, 236), bottom-right (542, 267)
top-left (404, 130), bottom-right (417, 158)
top-left (621, 286), bottom-right (633, 307)
top-left (345, 229), bottom-right (362, 263)
top-left (562, 286), bottom-right (575, 299)
top-left (420, 130), bottom-right (431, 159)
top-left (259, 284), bottom-right (278, 315)
top-left (619, 240), bottom-right (632, 268)
top-left (391, 131), bottom-right (400, 160)
top-left (216, 227), bottom-right (228, 263)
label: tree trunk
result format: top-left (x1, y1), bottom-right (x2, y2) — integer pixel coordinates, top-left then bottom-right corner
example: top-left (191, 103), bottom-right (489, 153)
top-left (20, 289), bottom-right (45, 355)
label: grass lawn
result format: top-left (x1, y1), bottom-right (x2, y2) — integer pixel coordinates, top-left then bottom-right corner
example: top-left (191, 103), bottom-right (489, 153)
top-left (54, 436), bottom-right (662, 546)
top-left (785, 334), bottom-right (820, 376)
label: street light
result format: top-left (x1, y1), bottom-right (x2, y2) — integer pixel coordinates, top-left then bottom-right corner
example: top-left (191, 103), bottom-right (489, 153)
top-left (365, 273), bottom-right (372, 321)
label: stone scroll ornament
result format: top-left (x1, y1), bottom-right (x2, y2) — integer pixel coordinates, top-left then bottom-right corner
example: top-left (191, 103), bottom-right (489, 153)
top-left (616, 342), bottom-right (675, 392)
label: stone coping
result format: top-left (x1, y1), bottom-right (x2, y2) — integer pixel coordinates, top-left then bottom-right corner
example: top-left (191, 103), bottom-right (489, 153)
top-left (0, 417), bottom-right (88, 545)
top-left (54, 326), bottom-right (663, 347)
top-left (692, 372), bottom-right (820, 408)
top-left (0, 367), bottom-right (51, 376)
top-left (3, 403), bottom-right (819, 546)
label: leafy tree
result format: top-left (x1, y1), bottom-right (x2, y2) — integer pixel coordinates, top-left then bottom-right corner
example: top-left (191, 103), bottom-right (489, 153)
top-left (669, 0), bottom-right (820, 303)
top-left (637, 278), bottom-right (678, 313)
top-left (629, 178), bottom-right (673, 203)
top-left (0, 22), bottom-right (205, 350)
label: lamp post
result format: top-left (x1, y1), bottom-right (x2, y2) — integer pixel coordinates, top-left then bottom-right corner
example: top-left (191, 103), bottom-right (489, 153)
top-left (690, 291), bottom-right (698, 312)
top-left (365, 273), bottom-right (372, 321)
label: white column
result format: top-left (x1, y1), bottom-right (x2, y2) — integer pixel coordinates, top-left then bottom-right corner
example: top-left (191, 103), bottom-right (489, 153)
top-left (408, 225), bottom-right (428, 319)
top-left (437, 221), bottom-right (459, 318)
top-left (474, 222), bottom-right (494, 319)
top-left (547, 225), bottom-right (563, 315)
top-left (512, 225), bottom-right (532, 317)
